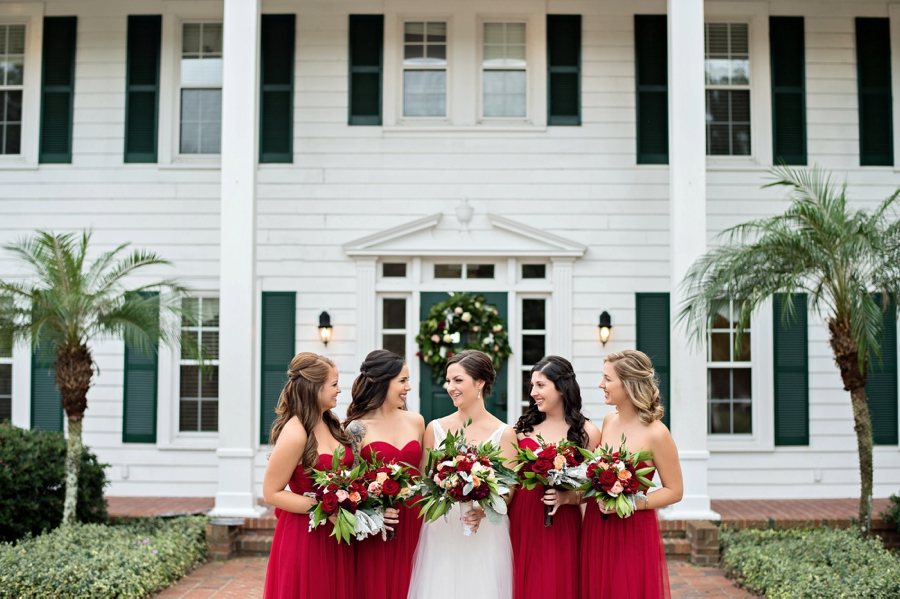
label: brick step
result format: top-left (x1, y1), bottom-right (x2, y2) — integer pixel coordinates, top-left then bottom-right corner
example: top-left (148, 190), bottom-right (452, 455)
top-left (663, 537), bottom-right (691, 557)
top-left (238, 531), bottom-right (273, 556)
top-left (241, 514), bottom-right (277, 533)
top-left (661, 529), bottom-right (687, 539)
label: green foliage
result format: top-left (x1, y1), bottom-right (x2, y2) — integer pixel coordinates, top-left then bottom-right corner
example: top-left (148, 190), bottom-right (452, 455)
top-left (0, 516), bottom-right (208, 598)
top-left (0, 421), bottom-right (109, 542)
top-left (880, 493), bottom-right (900, 532)
top-left (721, 527), bottom-right (900, 598)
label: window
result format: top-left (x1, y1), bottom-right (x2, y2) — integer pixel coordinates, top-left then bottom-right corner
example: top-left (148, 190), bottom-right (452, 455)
top-left (403, 22), bottom-right (446, 117)
top-left (521, 264), bottom-right (546, 279)
top-left (482, 23), bottom-right (526, 118)
top-left (0, 330), bottom-right (10, 421)
top-left (180, 23), bottom-right (222, 154)
top-left (0, 24), bottom-right (24, 155)
top-left (434, 263), bottom-right (495, 279)
top-left (708, 300), bottom-right (751, 434)
top-left (382, 262), bottom-right (407, 277)
top-left (705, 23), bottom-right (750, 156)
top-left (180, 297), bottom-right (219, 432)
top-left (381, 297), bottom-right (408, 357)
top-left (520, 298), bottom-right (547, 415)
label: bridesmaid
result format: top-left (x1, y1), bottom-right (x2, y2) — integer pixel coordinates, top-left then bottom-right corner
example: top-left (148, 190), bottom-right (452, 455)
top-left (579, 350), bottom-right (684, 599)
top-left (262, 352), bottom-right (354, 599)
top-left (343, 350), bottom-right (424, 599)
top-left (510, 355), bottom-right (601, 599)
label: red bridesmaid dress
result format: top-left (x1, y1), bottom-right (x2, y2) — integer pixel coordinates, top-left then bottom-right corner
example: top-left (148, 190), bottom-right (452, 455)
top-left (508, 437), bottom-right (581, 599)
top-left (354, 440), bottom-right (423, 599)
top-left (579, 463), bottom-right (670, 599)
top-left (264, 449), bottom-right (355, 599)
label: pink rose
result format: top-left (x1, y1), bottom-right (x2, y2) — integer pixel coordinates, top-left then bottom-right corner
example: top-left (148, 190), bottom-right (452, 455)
top-left (431, 334), bottom-right (440, 342)
top-left (335, 489), bottom-right (349, 502)
top-left (368, 481), bottom-right (382, 497)
top-left (609, 481), bottom-right (624, 496)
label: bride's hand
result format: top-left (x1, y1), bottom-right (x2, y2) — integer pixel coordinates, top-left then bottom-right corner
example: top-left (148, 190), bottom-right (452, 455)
top-left (384, 506), bottom-right (400, 531)
top-left (463, 506), bottom-right (486, 533)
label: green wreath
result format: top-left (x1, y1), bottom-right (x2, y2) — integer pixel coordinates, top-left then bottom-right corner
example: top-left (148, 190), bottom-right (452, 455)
top-left (415, 292), bottom-right (513, 383)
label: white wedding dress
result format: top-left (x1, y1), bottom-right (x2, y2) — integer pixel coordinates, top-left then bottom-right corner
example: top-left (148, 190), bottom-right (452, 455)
top-left (407, 420), bottom-right (514, 599)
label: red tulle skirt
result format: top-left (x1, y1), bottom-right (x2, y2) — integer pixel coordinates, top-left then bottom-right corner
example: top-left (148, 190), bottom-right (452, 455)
top-left (354, 500), bottom-right (423, 599)
top-left (509, 486), bottom-right (581, 599)
top-left (264, 508), bottom-right (355, 599)
top-left (580, 501), bottom-right (670, 599)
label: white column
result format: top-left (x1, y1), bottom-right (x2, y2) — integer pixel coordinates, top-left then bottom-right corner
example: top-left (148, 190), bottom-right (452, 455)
top-left (663, 0), bottom-right (719, 520)
top-left (211, 0), bottom-right (265, 518)
top-left (355, 258), bottom-right (378, 370)
top-left (550, 258), bottom-right (575, 358)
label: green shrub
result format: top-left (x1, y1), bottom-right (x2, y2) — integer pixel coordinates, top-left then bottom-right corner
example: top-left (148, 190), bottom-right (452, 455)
top-left (880, 493), bottom-right (900, 532)
top-left (721, 527), bottom-right (900, 598)
top-left (0, 516), bottom-right (208, 598)
top-left (0, 421), bottom-right (109, 542)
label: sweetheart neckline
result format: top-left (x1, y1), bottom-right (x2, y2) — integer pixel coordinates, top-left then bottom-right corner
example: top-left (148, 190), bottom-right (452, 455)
top-left (363, 439), bottom-right (421, 451)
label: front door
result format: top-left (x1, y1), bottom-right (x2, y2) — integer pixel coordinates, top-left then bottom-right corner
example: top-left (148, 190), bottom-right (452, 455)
top-left (418, 292), bottom-right (509, 423)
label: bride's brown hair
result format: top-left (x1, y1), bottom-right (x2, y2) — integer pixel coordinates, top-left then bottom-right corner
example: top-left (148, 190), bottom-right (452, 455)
top-left (269, 352), bottom-right (351, 472)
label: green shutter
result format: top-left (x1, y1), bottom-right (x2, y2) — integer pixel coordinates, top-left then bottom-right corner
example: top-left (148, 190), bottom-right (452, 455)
top-left (348, 15), bottom-right (383, 126)
top-left (635, 293), bottom-right (670, 429)
top-left (260, 14), bottom-right (295, 162)
top-left (774, 293), bottom-right (809, 446)
top-left (634, 15), bottom-right (668, 164)
top-left (124, 15), bottom-right (161, 163)
top-left (261, 292), bottom-right (296, 444)
top-left (856, 18), bottom-right (893, 166)
top-left (31, 343), bottom-right (62, 432)
top-left (547, 15), bottom-right (581, 126)
top-left (39, 17), bottom-right (77, 164)
top-left (122, 293), bottom-right (159, 443)
top-left (868, 294), bottom-right (898, 445)
top-left (770, 17), bottom-right (807, 165)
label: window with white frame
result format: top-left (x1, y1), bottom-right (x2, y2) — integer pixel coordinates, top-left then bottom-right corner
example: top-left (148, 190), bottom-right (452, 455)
top-left (180, 297), bottom-right (219, 432)
top-left (433, 263), bottom-right (495, 279)
top-left (0, 24), bottom-right (24, 155)
top-left (180, 23), bottom-right (222, 154)
top-left (705, 23), bottom-right (750, 156)
top-left (482, 22), bottom-right (526, 118)
top-left (403, 22), bottom-right (447, 117)
top-left (520, 298), bottom-right (547, 415)
top-left (708, 300), bottom-right (752, 434)
top-left (380, 296), bottom-right (408, 358)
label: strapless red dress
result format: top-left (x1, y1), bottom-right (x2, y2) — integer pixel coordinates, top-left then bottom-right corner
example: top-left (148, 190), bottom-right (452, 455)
top-left (264, 450), bottom-right (355, 599)
top-left (354, 440), bottom-right (423, 599)
top-left (508, 437), bottom-right (581, 599)
top-left (579, 462), bottom-right (670, 599)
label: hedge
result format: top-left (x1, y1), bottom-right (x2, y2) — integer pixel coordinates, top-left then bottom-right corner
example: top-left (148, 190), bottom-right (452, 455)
top-left (721, 527), bottom-right (900, 598)
top-left (0, 421), bottom-right (109, 542)
top-left (0, 516), bottom-right (208, 598)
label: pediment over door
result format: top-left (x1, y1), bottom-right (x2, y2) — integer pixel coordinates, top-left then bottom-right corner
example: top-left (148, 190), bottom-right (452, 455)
top-left (343, 213), bottom-right (587, 258)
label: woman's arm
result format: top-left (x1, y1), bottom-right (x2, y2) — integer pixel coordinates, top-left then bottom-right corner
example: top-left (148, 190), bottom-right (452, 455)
top-left (636, 423), bottom-right (683, 511)
top-left (262, 418), bottom-right (317, 514)
top-left (584, 419), bottom-right (602, 450)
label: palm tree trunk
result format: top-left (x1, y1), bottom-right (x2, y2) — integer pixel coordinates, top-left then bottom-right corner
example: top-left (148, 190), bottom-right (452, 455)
top-left (55, 344), bottom-right (93, 525)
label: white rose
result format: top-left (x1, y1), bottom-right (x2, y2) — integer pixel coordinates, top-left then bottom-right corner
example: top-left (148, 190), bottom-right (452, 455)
top-left (450, 332), bottom-right (461, 343)
top-left (475, 302), bottom-right (481, 308)
top-left (454, 307), bottom-right (463, 314)
top-left (439, 346), bottom-right (447, 358)
top-left (443, 334), bottom-right (453, 343)
top-left (492, 324), bottom-right (503, 333)
top-left (461, 312), bottom-right (472, 322)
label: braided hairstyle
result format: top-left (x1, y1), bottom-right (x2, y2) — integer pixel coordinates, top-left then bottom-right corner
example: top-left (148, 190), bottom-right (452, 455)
top-left (604, 350), bottom-right (664, 425)
top-left (514, 355), bottom-right (590, 448)
top-left (268, 352), bottom-right (350, 472)
top-left (343, 349), bottom-right (407, 425)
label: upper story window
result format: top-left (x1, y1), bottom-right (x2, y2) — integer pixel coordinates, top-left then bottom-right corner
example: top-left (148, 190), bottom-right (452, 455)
top-left (705, 23), bottom-right (750, 156)
top-left (180, 23), bottom-right (222, 154)
top-left (0, 24), bottom-right (25, 155)
top-left (434, 263), bottom-right (495, 279)
top-left (708, 299), bottom-right (752, 434)
top-left (180, 297), bottom-right (219, 432)
top-left (403, 22), bottom-right (447, 117)
top-left (482, 22), bottom-right (526, 118)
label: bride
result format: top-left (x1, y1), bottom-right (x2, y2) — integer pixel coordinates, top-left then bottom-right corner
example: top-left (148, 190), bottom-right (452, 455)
top-left (407, 350), bottom-right (518, 599)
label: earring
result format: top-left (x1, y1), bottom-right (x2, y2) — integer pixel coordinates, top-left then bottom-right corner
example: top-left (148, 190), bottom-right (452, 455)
top-left (478, 390), bottom-right (482, 400)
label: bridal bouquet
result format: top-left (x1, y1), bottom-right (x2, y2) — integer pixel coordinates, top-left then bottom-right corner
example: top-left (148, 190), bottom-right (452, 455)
top-left (415, 422), bottom-right (518, 535)
top-left (308, 447), bottom-right (385, 544)
top-left (580, 435), bottom-right (655, 518)
top-left (361, 458), bottom-right (416, 540)
top-left (515, 435), bottom-right (587, 526)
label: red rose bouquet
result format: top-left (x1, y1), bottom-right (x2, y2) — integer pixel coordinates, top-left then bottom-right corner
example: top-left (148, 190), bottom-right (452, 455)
top-left (308, 447), bottom-right (384, 544)
top-left (361, 457), bottom-right (416, 540)
top-left (579, 435), bottom-right (655, 518)
top-left (415, 421), bottom-right (518, 536)
top-left (515, 435), bottom-right (587, 526)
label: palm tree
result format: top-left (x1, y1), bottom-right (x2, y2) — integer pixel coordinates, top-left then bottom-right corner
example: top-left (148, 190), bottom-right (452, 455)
top-left (678, 165), bottom-right (900, 535)
top-left (0, 231), bottom-right (200, 525)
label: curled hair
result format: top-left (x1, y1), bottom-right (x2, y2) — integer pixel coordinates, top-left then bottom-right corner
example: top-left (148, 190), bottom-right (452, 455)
top-left (344, 349), bottom-right (407, 425)
top-left (514, 355), bottom-right (589, 448)
top-left (269, 352), bottom-right (350, 472)
top-left (605, 349), bottom-right (664, 425)
top-left (445, 350), bottom-right (496, 398)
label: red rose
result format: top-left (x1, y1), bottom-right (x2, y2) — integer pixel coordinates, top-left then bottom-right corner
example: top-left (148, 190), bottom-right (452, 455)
top-left (625, 477), bottom-right (639, 494)
top-left (438, 321), bottom-right (446, 329)
top-left (447, 352), bottom-right (454, 358)
top-left (519, 461), bottom-right (533, 474)
top-left (382, 478), bottom-right (401, 496)
top-left (565, 454), bottom-right (579, 467)
top-left (456, 459), bottom-right (474, 473)
top-left (533, 459), bottom-right (553, 477)
top-left (321, 493), bottom-right (339, 514)
top-left (586, 463), bottom-right (598, 478)
top-left (599, 469), bottom-right (618, 490)
top-left (537, 447), bottom-right (557, 460)
top-left (326, 483), bottom-right (339, 492)
top-left (341, 498), bottom-right (358, 514)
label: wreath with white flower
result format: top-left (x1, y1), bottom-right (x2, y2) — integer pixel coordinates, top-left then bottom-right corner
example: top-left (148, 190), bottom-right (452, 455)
top-left (415, 292), bottom-right (513, 383)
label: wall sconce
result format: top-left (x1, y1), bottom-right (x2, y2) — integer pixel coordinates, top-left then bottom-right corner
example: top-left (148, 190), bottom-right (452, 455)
top-left (598, 311), bottom-right (612, 346)
top-left (318, 311), bottom-right (333, 346)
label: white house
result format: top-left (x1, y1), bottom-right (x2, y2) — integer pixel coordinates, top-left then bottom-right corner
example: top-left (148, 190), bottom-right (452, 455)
top-left (0, 0), bottom-right (898, 519)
